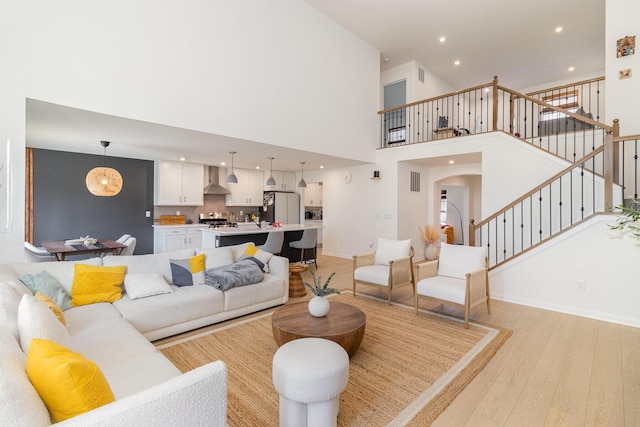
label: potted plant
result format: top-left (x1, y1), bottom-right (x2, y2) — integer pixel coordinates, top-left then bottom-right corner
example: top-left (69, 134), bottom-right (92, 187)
top-left (419, 224), bottom-right (441, 260)
top-left (304, 270), bottom-right (339, 317)
top-left (609, 200), bottom-right (640, 237)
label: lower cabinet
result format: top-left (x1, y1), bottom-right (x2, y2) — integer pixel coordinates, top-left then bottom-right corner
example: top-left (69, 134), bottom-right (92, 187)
top-left (153, 227), bottom-right (203, 253)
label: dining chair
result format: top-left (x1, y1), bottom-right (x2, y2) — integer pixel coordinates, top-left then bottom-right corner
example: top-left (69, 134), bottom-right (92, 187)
top-left (120, 237), bottom-right (136, 256)
top-left (24, 242), bottom-right (56, 263)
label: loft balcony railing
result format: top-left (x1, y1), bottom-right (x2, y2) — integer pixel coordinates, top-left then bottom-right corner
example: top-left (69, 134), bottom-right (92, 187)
top-left (379, 76), bottom-right (640, 268)
top-left (378, 76), bottom-right (610, 166)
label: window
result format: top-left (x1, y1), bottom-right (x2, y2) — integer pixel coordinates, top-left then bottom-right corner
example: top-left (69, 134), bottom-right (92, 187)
top-left (541, 90), bottom-right (579, 120)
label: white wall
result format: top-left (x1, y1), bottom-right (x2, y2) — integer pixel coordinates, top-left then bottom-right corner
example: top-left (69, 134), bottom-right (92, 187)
top-left (0, 0), bottom-right (380, 262)
top-left (606, 0), bottom-right (640, 135)
top-left (381, 60), bottom-right (454, 105)
top-left (490, 215), bottom-right (640, 327)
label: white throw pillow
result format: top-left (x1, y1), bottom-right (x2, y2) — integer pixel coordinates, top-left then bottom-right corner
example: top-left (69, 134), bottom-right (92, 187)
top-left (0, 281), bottom-right (22, 341)
top-left (196, 247), bottom-right (234, 269)
top-left (437, 243), bottom-right (487, 279)
top-left (230, 243), bottom-right (252, 262)
top-left (374, 238), bottom-right (412, 265)
top-left (124, 273), bottom-right (173, 300)
top-left (0, 327), bottom-right (51, 426)
top-left (17, 293), bottom-right (71, 354)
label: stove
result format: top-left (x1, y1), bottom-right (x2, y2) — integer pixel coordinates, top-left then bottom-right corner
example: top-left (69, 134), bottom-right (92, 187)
top-left (207, 222), bottom-right (238, 229)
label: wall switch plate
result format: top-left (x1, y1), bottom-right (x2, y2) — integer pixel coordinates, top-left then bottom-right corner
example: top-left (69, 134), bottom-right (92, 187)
top-left (577, 281), bottom-right (586, 291)
top-left (145, 211), bottom-right (151, 218)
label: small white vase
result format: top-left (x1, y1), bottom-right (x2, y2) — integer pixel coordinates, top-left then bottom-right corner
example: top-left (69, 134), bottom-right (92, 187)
top-left (308, 296), bottom-right (330, 317)
top-left (425, 244), bottom-right (438, 260)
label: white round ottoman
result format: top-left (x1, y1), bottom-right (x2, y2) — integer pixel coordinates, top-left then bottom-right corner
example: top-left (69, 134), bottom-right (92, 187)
top-left (272, 338), bottom-right (349, 427)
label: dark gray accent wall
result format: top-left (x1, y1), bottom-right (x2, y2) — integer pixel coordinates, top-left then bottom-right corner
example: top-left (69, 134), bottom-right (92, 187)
top-left (33, 149), bottom-right (154, 254)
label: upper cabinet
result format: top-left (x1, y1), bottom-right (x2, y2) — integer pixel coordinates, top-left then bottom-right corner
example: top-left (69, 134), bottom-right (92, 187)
top-left (304, 182), bottom-right (323, 206)
top-left (225, 168), bottom-right (264, 206)
top-left (264, 171), bottom-right (296, 192)
top-left (155, 161), bottom-right (204, 206)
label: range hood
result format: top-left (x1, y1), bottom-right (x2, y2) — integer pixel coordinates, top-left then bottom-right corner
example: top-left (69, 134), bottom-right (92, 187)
top-left (203, 166), bottom-right (231, 195)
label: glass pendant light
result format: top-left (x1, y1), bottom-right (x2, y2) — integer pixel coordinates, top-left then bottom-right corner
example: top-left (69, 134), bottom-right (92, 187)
top-left (85, 141), bottom-right (123, 196)
top-left (298, 161), bottom-right (307, 188)
top-left (226, 151), bottom-right (238, 184)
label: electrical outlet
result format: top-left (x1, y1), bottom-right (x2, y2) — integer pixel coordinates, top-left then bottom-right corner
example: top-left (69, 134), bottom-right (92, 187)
top-left (577, 281), bottom-right (586, 291)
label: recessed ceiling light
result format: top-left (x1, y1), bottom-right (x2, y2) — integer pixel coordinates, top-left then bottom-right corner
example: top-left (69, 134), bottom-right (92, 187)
top-left (555, 26), bottom-right (563, 33)
top-left (449, 160), bottom-right (455, 164)
top-left (568, 66), bottom-right (575, 72)
top-left (179, 157), bottom-right (186, 161)
top-left (383, 57), bottom-right (390, 62)
top-left (255, 166), bottom-right (260, 170)
top-left (439, 36), bottom-right (446, 42)
top-left (454, 60), bottom-right (460, 66)
top-left (320, 165), bottom-right (324, 169)
top-left (220, 161), bottom-right (226, 166)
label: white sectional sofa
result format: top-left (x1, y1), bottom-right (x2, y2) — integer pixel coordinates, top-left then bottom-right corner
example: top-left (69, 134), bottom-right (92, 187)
top-left (0, 244), bottom-right (289, 426)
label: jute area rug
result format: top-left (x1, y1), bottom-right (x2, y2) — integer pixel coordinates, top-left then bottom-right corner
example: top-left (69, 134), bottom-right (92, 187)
top-left (157, 293), bottom-right (511, 426)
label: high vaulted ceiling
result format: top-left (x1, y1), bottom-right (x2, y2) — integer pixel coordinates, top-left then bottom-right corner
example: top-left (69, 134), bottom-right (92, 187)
top-left (26, 0), bottom-right (606, 171)
top-left (303, 0), bottom-right (605, 90)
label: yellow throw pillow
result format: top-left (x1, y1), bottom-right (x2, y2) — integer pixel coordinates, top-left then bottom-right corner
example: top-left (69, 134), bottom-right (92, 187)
top-left (71, 264), bottom-right (126, 306)
top-left (26, 338), bottom-right (115, 422)
top-left (34, 291), bottom-right (67, 326)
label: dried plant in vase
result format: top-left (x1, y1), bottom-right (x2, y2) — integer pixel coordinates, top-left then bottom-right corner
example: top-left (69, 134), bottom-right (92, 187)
top-left (419, 224), bottom-right (441, 260)
top-left (304, 270), bottom-right (339, 317)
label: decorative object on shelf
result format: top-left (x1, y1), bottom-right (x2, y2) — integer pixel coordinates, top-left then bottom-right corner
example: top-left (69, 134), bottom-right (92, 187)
top-left (298, 161), bottom-right (307, 188)
top-left (419, 224), bottom-right (441, 260)
top-left (226, 151), bottom-right (238, 184)
top-left (304, 270), bottom-right (338, 317)
top-left (609, 200), bottom-right (640, 238)
top-left (616, 35), bottom-right (635, 58)
top-left (371, 170), bottom-right (380, 181)
top-left (265, 157), bottom-right (276, 186)
top-left (85, 141), bottom-right (123, 197)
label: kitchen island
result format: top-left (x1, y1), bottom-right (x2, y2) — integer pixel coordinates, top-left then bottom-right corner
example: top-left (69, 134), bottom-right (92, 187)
top-left (202, 223), bottom-right (323, 261)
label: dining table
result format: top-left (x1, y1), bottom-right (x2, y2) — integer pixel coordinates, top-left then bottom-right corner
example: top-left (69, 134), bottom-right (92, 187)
top-left (40, 238), bottom-right (127, 261)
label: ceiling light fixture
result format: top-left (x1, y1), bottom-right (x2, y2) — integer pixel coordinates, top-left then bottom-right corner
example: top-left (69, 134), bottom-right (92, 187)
top-left (266, 157), bottom-right (276, 186)
top-left (454, 60), bottom-right (460, 66)
top-left (568, 66), bottom-right (575, 72)
top-left (85, 141), bottom-right (123, 197)
top-left (298, 161), bottom-right (307, 188)
top-left (226, 151), bottom-right (238, 184)
top-left (439, 36), bottom-right (446, 42)
top-left (555, 26), bottom-right (563, 33)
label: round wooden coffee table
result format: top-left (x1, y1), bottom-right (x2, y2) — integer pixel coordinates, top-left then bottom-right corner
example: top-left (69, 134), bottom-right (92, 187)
top-left (288, 263), bottom-right (308, 298)
top-left (271, 301), bottom-right (366, 357)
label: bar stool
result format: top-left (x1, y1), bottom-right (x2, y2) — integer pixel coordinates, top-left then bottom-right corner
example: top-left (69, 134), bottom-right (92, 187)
top-left (289, 229), bottom-right (318, 268)
top-left (257, 231), bottom-right (284, 255)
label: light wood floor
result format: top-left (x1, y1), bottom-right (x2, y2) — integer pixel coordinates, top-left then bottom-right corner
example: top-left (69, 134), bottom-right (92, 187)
top-left (155, 253), bottom-right (640, 426)
top-left (308, 253), bottom-right (640, 426)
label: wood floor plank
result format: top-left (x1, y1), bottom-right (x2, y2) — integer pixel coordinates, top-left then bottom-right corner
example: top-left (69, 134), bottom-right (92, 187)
top-left (621, 325), bottom-right (640, 426)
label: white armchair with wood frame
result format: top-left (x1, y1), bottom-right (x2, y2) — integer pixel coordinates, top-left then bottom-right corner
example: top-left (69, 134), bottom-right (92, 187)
top-left (415, 243), bottom-right (490, 328)
top-left (353, 238), bottom-right (415, 305)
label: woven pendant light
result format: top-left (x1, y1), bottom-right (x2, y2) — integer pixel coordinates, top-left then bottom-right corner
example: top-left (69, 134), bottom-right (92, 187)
top-left (86, 141), bottom-right (123, 196)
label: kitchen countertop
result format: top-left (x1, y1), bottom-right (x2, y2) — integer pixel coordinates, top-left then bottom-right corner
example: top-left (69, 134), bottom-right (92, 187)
top-left (152, 224), bottom-right (207, 228)
top-left (201, 223), bottom-right (323, 236)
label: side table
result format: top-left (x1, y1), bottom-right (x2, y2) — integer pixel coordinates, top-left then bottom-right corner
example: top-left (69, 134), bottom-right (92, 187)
top-left (288, 263), bottom-right (308, 298)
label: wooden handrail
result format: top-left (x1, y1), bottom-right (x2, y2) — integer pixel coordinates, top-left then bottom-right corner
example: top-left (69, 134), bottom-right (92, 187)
top-left (614, 132), bottom-right (640, 142)
top-left (473, 145), bottom-right (606, 230)
top-left (525, 76), bottom-right (605, 97)
top-left (499, 85), bottom-right (612, 131)
top-left (377, 80), bottom-right (494, 114)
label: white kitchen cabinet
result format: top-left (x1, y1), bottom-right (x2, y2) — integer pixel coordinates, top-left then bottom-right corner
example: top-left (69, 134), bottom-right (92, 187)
top-left (155, 161), bottom-right (204, 206)
top-left (153, 226), bottom-right (203, 253)
top-left (304, 182), bottom-right (323, 207)
top-left (226, 168), bottom-right (264, 206)
top-left (264, 171), bottom-right (296, 192)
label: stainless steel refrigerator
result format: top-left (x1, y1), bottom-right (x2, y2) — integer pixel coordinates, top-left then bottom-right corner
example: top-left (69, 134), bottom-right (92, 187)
top-left (261, 192), bottom-right (300, 224)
